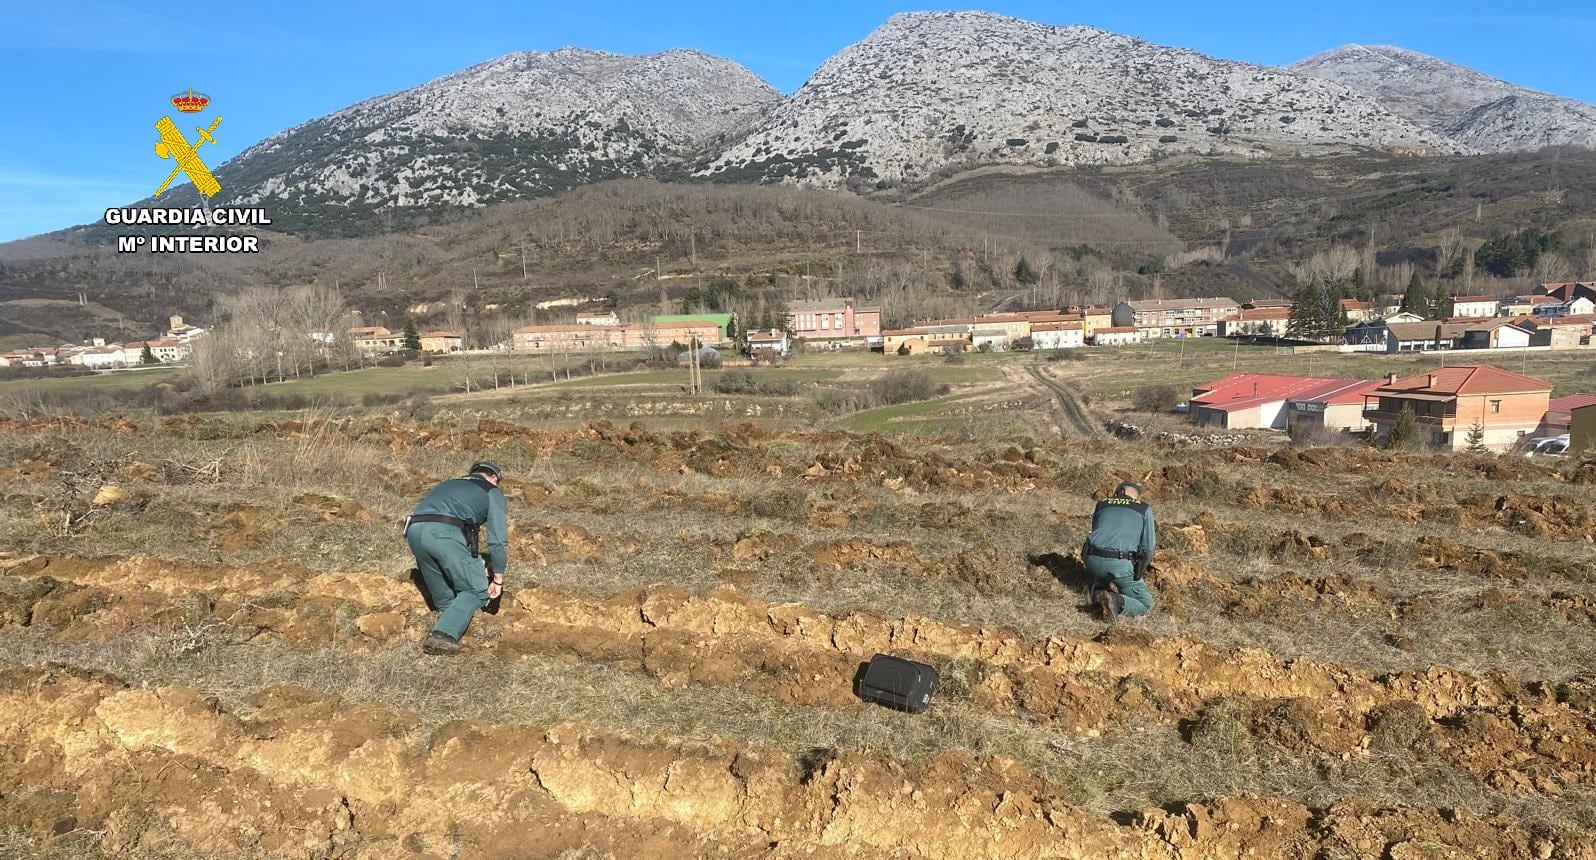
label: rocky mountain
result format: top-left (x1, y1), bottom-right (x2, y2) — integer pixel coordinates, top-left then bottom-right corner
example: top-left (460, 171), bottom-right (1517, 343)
top-left (698, 12), bottom-right (1459, 188)
top-left (154, 48), bottom-right (780, 233)
top-left (1291, 45), bottom-right (1596, 152)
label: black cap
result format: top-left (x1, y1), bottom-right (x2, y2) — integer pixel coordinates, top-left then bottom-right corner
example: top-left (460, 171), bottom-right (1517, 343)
top-left (1115, 480), bottom-right (1143, 497)
top-left (469, 461), bottom-right (504, 479)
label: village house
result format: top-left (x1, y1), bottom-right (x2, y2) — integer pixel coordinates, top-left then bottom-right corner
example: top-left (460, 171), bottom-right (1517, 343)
top-left (1068, 306), bottom-right (1115, 338)
top-left (1458, 318), bottom-right (1535, 350)
top-left (885, 326), bottom-right (970, 355)
top-left (165, 315), bottom-right (206, 343)
top-left (971, 328), bottom-right (1010, 351)
top-left (67, 346), bottom-right (125, 369)
top-left (1539, 295), bottom-right (1596, 319)
top-left (646, 313), bottom-right (735, 344)
top-left (1190, 374), bottom-right (1380, 432)
top-left (1344, 319), bottom-right (1465, 352)
top-left (1448, 296), bottom-right (1501, 318)
top-left (746, 328), bottom-right (790, 358)
top-left (418, 331), bottom-right (464, 353)
top-left (1091, 326), bottom-right (1144, 346)
top-left (1111, 297), bottom-right (1240, 338)
top-left (1339, 299), bottom-right (1379, 324)
top-left (1216, 306), bottom-right (1291, 337)
top-left (1500, 295), bottom-right (1558, 316)
top-left (576, 311), bottom-right (620, 326)
top-left (121, 339), bottom-right (189, 364)
top-left (511, 319), bottom-right (725, 354)
top-left (1363, 365), bottom-right (1553, 451)
top-left (1242, 299), bottom-right (1294, 310)
top-left (348, 326), bottom-right (406, 354)
top-left (1539, 282), bottom-right (1596, 305)
top-left (787, 298), bottom-right (881, 348)
top-left (1540, 394), bottom-right (1596, 437)
top-left (1030, 320), bottom-right (1085, 350)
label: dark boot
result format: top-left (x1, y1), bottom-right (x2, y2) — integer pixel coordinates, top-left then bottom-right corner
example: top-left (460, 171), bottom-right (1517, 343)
top-left (421, 630), bottom-right (464, 655)
top-left (1097, 590), bottom-right (1121, 624)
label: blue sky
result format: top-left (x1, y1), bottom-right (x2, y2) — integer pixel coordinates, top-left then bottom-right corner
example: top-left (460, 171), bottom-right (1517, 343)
top-left (4, 0), bottom-right (1593, 242)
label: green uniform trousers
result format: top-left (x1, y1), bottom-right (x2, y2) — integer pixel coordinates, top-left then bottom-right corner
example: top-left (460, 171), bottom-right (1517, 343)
top-left (408, 521), bottom-right (488, 640)
top-left (1083, 554), bottom-right (1155, 617)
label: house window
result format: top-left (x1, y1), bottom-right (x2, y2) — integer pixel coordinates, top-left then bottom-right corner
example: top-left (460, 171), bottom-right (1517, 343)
top-left (820, 316), bottom-right (830, 330)
top-left (1490, 400), bottom-right (1501, 414)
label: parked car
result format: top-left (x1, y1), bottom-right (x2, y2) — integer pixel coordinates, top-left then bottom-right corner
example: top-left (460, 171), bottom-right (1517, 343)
top-left (1525, 434), bottom-right (1570, 458)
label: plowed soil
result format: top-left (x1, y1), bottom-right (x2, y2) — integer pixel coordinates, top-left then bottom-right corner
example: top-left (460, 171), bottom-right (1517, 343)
top-left (2, 415), bottom-right (1595, 858)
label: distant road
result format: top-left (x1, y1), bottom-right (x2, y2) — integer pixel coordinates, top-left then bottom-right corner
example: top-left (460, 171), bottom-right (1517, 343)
top-left (1026, 364), bottom-right (1098, 438)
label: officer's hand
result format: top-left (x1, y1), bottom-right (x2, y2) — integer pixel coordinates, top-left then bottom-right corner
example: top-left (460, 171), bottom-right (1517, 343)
top-left (487, 572), bottom-right (504, 599)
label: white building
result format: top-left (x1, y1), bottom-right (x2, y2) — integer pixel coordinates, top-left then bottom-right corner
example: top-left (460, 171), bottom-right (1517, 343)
top-left (972, 328), bottom-right (1010, 351)
top-left (1092, 326), bottom-right (1144, 346)
top-left (746, 328), bottom-right (790, 357)
top-left (1449, 296), bottom-right (1501, 319)
top-left (122, 339), bottom-right (190, 363)
top-left (69, 346), bottom-right (127, 369)
top-left (1540, 297), bottom-right (1596, 319)
top-left (576, 311), bottom-right (620, 326)
top-left (165, 314), bottom-right (207, 343)
top-left (1031, 321), bottom-right (1084, 350)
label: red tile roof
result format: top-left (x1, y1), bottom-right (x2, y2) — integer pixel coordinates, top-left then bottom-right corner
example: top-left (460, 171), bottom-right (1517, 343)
top-left (1376, 365), bottom-right (1553, 396)
top-left (1546, 394), bottom-right (1596, 426)
top-left (1031, 321), bottom-right (1084, 331)
top-left (1449, 295), bottom-right (1500, 304)
top-left (1094, 326), bottom-right (1139, 334)
top-left (1192, 374), bottom-right (1378, 412)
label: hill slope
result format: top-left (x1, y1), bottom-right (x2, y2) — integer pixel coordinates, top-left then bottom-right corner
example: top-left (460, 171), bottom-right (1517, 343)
top-left (150, 48), bottom-right (780, 235)
top-left (700, 11), bottom-right (1458, 188)
top-left (1291, 45), bottom-right (1596, 152)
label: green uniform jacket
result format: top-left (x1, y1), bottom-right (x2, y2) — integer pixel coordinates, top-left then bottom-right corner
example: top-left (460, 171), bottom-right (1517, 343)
top-left (411, 475), bottom-right (509, 574)
top-left (1085, 495), bottom-right (1156, 577)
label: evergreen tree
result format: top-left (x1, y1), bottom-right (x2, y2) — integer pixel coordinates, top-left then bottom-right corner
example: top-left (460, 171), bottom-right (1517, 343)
top-left (1465, 421), bottom-right (1489, 455)
top-left (1400, 272), bottom-right (1429, 316)
top-left (140, 343), bottom-right (157, 365)
top-left (1388, 407), bottom-right (1421, 450)
top-left (1288, 277), bottom-right (1331, 340)
top-left (1014, 256), bottom-right (1039, 285)
top-left (1327, 282), bottom-right (1351, 330)
top-left (402, 320), bottom-right (421, 351)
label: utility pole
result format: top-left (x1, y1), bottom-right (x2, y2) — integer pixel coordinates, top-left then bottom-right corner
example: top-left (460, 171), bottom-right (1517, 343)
top-left (690, 233), bottom-right (696, 265)
top-left (520, 243), bottom-right (528, 282)
top-left (855, 230), bottom-right (861, 254)
top-left (656, 255), bottom-right (662, 280)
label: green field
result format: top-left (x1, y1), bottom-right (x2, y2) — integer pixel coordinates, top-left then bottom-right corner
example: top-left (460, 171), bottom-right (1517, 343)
top-left (0, 367), bottom-right (181, 395)
top-left (551, 368), bottom-right (843, 389)
top-left (836, 392), bottom-right (980, 432)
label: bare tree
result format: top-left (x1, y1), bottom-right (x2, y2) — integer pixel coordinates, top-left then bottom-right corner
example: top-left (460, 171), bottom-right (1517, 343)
top-left (1535, 251), bottom-right (1575, 284)
top-left (1436, 228), bottom-right (1465, 277)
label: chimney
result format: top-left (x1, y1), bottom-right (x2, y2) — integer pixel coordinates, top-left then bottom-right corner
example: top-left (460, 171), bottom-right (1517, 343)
top-left (169, 315), bottom-right (183, 330)
top-left (1427, 373), bottom-right (1437, 388)
top-left (1386, 372), bottom-right (1398, 385)
top-left (1253, 382), bottom-right (1259, 396)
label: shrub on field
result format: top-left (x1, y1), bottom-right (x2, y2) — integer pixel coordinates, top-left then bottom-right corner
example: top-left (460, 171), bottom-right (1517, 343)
top-left (868, 370), bottom-right (935, 407)
top-left (1133, 384), bottom-right (1180, 413)
top-left (713, 370), bottom-right (759, 395)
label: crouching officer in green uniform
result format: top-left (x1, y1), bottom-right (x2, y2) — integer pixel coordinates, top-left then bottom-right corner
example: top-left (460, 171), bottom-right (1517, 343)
top-left (406, 461), bottom-right (509, 655)
top-left (1082, 481), bottom-right (1156, 623)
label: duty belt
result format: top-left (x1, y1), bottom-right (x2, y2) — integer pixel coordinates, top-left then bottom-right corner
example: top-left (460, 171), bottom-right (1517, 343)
top-left (1086, 543), bottom-right (1140, 560)
top-left (408, 513), bottom-right (469, 530)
